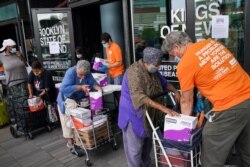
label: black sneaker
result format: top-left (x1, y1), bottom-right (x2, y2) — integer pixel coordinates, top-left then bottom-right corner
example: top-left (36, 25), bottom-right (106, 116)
top-left (70, 144), bottom-right (84, 157)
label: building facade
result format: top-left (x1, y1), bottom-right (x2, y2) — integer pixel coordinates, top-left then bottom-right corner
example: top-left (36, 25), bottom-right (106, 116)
top-left (0, 0), bottom-right (249, 82)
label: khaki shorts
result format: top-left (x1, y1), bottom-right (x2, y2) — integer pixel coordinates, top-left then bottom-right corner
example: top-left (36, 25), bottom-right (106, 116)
top-left (58, 105), bottom-right (73, 139)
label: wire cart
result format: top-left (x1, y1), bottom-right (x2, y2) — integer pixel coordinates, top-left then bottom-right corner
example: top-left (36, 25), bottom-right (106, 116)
top-left (8, 80), bottom-right (51, 139)
top-left (147, 92), bottom-right (202, 167)
top-left (69, 107), bottom-right (118, 166)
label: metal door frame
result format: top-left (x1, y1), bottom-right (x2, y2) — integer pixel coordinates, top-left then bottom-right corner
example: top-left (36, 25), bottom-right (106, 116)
top-left (31, 8), bottom-right (75, 64)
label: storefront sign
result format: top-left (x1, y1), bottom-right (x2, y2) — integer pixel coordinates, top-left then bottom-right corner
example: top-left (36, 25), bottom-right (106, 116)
top-left (160, 0), bottom-right (222, 40)
top-left (158, 61), bottom-right (178, 81)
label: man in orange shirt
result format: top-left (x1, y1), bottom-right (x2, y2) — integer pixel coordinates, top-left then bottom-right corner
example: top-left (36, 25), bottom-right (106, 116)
top-left (162, 31), bottom-right (250, 167)
top-left (100, 33), bottom-right (124, 85)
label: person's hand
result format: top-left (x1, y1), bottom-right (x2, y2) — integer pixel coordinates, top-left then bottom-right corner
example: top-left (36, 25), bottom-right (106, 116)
top-left (81, 85), bottom-right (90, 95)
top-left (29, 94), bottom-right (33, 98)
top-left (16, 51), bottom-right (22, 57)
top-left (36, 97), bottom-right (42, 103)
top-left (174, 91), bottom-right (181, 103)
top-left (195, 98), bottom-right (204, 113)
top-left (99, 65), bottom-right (108, 72)
top-left (162, 107), bottom-right (179, 117)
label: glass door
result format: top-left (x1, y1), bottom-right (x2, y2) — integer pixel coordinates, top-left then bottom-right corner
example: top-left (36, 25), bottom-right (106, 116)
top-left (194, 0), bottom-right (245, 66)
top-left (31, 8), bottom-right (75, 82)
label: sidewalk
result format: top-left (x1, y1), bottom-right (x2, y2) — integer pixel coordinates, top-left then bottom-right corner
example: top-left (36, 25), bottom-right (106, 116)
top-left (0, 125), bottom-right (127, 167)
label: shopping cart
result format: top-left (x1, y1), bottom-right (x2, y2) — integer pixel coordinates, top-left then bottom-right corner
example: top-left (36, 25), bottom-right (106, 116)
top-left (66, 99), bottom-right (117, 167)
top-left (146, 92), bottom-right (202, 167)
top-left (7, 80), bottom-right (51, 139)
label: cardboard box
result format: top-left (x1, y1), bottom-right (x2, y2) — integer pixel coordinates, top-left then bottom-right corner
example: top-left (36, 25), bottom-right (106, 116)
top-left (74, 121), bottom-right (109, 149)
top-left (70, 108), bottom-right (92, 130)
top-left (164, 114), bottom-right (197, 142)
top-left (70, 107), bottom-right (91, 120)
top-left (92, 57), bottom-right (109, 72)
top-left (92, 73), bottom-right (108, 87)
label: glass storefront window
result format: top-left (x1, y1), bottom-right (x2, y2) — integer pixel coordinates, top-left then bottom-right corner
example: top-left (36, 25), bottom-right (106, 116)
top-left (0, 3), bottom-right (17, 21)
top-left (36, 13), bottom-right (72, 82)
top-left (132, 0), bottom-right (167, 61)
top-left (195, 0), bottom-right (245, 66)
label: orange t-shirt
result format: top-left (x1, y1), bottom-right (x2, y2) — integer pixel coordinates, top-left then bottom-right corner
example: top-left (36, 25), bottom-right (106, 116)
top-left (177, 39), bottom-right (250, 111)
top-left (0, 65), bottom-right (4, 72)
top-left (106, 42), bottom-right (124, 78)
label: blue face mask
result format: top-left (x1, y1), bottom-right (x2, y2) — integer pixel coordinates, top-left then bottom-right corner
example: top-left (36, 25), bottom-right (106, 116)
top-left (175, 56), bottom-right (180, 62)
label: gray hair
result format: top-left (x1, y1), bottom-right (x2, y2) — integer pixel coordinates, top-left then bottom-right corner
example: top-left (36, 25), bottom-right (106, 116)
top-left (161, 32), bottom-right (192, 53)
top-left (76, 60), bottom-right (90, 73)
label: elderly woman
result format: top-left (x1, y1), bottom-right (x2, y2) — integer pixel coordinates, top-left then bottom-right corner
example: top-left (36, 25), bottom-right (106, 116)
top-left (57, 60), bottom-right (102, 155)
top-left (118, 47), bottom-right (180, 167)
top-left (0, 39), bottom-right (28, 119)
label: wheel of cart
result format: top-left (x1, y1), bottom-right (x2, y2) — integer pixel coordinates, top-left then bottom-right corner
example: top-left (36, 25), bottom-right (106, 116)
top-left (147, 92), bottom-right (203, 167)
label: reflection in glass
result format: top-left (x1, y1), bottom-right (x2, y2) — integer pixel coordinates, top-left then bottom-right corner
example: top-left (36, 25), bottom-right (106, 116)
top-left (36, 13), bottom-right (72, 82)
top-left (132, 0), bottom-right (167, 61)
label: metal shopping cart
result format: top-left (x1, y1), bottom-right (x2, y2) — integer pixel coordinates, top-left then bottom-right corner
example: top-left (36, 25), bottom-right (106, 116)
top-left (147, 92), bottom-right (202, 167)
top-left (65, 99), bottom-right (118, 167)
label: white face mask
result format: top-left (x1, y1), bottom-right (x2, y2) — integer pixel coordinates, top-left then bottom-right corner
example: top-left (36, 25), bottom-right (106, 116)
top-left (147, 64), bottom-right (159, 73)
top-left (103, 43), bottom-right (109, 48)
top-left (76, 54), bottom-right (82, 59)
top-left (10, 48), bottom-right (16, 54)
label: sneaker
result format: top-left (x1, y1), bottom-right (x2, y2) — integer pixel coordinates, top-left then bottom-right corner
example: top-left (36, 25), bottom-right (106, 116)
top-left (70, 144), bottom-right (84, 157)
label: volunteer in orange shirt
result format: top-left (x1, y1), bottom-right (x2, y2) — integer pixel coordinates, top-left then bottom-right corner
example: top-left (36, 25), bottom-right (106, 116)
top-left (162, 31), bottom-right (250, 167)
top-left (100, 32), bottom-right (124, 85)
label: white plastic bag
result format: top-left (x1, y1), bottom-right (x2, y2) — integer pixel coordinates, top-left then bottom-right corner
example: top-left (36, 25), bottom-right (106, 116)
top-left (26, 64), bottom-right (32, 74)
top-left (64, 98), bottom-right (78, 116)
top-left (47, 103), bottom-right (58, 123)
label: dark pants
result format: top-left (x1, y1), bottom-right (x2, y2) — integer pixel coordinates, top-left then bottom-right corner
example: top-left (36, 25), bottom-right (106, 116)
top-left (202, 99), bottom-right (250, 167)
top-left (7, 82), bottom-right (28, 120)
top-left (123, 122), bottom-right (152, 167)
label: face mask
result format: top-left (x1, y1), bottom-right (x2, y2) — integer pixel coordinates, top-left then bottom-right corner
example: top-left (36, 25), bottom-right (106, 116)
top-left (10, 48), bottom-right (16, 54)
top-left (103, 43), bottom-right (109, 48)
top-left (147, 64), bottom-right (158, 73)
top-left (76, 54), bottom-right (82, 59)
top-left (175, 56), bottom-right (181, 62)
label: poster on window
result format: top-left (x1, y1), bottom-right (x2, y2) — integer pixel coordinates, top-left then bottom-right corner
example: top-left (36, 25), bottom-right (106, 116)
top-left (158, 61), bottom-right (178, 82)
top-left (35, 12), bottom-right (73, 82)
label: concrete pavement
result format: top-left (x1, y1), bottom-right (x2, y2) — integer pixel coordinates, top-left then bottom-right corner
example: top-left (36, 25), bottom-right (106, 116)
top-left (0, 125), bottom-right (127, 167)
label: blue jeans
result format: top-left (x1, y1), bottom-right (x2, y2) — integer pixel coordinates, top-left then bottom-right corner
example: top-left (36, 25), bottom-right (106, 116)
top-left (110, 74), bottom-right (123, 85)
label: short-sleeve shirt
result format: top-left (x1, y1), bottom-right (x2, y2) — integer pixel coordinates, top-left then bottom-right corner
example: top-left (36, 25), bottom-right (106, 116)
top-left (106, 42), bottom-right (124, 78)
top-left (0, 52), bottom-right (28, 86)
top-left (28, 69), bottom-right (56, 101)
top-left (177, 39), bottom-right (250, 111)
